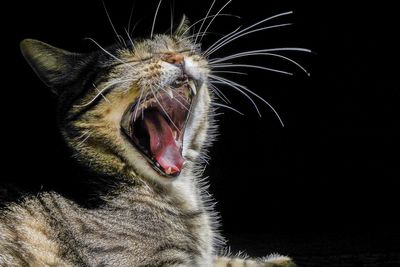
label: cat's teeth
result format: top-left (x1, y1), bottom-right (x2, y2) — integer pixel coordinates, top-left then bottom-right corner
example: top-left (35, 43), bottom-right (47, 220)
top-left (166, 88), bottom-right (174, 99)
top-left (166, 167), bottom-right (172, 175)
top-left (172, 130), bottom-right (177, 140)
top-left (188, 80), bottom-right (197, 95)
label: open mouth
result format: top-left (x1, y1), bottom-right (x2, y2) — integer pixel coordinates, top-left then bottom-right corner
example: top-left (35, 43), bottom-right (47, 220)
top-left (121, 77), bottom-right (197, 177)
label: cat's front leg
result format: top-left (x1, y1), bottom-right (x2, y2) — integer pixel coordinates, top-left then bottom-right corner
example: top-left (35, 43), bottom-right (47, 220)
top-left (214, 254), bottom-right (296, 267)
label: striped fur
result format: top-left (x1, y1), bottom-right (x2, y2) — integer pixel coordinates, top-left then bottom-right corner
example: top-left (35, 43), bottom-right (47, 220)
top-left (214, 255), bottom-right (296, 267)
top-left (1, 181), bottom-right (214, 266)
top-left (1, 17), bottom-right (296, 267)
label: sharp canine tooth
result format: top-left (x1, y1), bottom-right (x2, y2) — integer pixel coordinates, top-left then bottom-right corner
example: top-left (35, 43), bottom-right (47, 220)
top-left (167, 88), bottom-right (174, 99)
top-left (189, 80), bottom-right (197, 95)
top-left (166, 167), bottom-right (172, 175)
top-left (173, 131), bottom-right (177, 139)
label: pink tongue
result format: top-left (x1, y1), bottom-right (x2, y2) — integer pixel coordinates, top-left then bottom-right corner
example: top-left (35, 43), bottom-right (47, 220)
top-left (143, 111), bottom-right (184, 175)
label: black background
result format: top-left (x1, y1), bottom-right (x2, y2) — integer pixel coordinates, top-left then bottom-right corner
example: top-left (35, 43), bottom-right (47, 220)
top-left (3, 0), bottom-right (400, 265)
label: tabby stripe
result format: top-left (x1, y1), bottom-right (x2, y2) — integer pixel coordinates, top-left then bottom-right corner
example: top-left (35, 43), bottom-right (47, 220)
top-left (91, 209), bottom-right (168, 234)
top-left (38, 197), bottom-right (90, 266)
top-left (154, 243), bottom-right (200, 256)
top-left (124, 198), bottom-right (204, 219)
top-left (87, 245), bottom-right (128, 254)
top-left (57, 205), bottom-right (159, 242)
top-left (139, 258), bottom-right (185, 267)
top-left (96, 207), bottom-right (196, 240)
top-left (79, 210), bottom-right (176, 242)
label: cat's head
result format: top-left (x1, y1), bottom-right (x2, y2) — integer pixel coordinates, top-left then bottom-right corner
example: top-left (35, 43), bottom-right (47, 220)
top-left (20, 17), bottom-right (212, 184)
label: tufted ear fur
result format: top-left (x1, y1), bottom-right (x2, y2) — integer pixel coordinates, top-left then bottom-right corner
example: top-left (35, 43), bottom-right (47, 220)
top-left (174, 14), bottom-right (190, 37)
top-left (20, 39), bottom-right (88, 95)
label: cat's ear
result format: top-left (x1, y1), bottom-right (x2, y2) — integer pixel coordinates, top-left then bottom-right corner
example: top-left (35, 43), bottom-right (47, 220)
top-left (174, 15), bottom-right (190, 37)
top-left (20, 39), bottom-right (87, 94)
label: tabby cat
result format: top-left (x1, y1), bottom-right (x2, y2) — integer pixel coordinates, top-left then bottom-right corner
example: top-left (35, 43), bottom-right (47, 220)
top-left (0, 10), bottom-right (298, 267)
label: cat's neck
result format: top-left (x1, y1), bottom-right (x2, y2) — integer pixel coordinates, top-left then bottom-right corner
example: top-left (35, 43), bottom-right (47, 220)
top-left (114, 172), bottom-right (203, 213)
top-left (48, 161), bottom-right (204, 213)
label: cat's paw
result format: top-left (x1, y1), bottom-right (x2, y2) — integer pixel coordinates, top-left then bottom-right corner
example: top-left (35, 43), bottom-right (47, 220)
top-left (261, 253), bottom-right (297, 267)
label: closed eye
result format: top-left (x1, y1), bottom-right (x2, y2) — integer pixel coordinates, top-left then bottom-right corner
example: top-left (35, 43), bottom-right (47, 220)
top-left (105, 57), bottom-right (152, 69)
top-left (108, 50), bottom-right (195, 69)
top-left (178, 49), bottom-right (192, 53)
top-left (152, 49), bottom-right (194, 56)
top-left (127, 57), bottom-right (152, 63)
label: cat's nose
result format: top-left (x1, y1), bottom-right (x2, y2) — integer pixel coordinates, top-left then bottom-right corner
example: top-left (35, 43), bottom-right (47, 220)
top-left (163, 53), bottom-right (184, 65)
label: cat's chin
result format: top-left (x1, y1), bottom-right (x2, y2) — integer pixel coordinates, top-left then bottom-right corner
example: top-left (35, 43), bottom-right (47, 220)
top-left (120, 77), bottom-right (199, 180)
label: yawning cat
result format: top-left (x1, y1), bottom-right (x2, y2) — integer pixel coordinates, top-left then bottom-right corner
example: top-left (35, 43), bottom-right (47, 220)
top-left (0, 7), bottom-right (306, 266)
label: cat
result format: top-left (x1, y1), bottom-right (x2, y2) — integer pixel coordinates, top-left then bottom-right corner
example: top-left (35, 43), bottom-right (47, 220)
top-left (0, 9), bottom-right (302, 267)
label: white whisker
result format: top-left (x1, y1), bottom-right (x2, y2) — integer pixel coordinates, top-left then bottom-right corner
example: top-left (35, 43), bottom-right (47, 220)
top-left (211, 63), bottom-right (293, 75)
top-left (203, 26), bottom-right (242, 56)
top-left (194, 0), bottom-right (216, 44)
top-left (149, 87), bottom-right (181, 132)
top-left (209, 75), bottom-right (262, 116)
top-left (173, 90), bottom-right (192, 105)
top-left (127, 1), bottom-right (136, 35)
top-left (130, 18), bottom-right (143, 37)
top-left (200, 0), bottom-right (232, 43)
top-left (75, 79), bottom-right (136, 107)
top-left (170, 1), bottom-right (175, 35)
top-left (84, 38), bottom-right (129, 66)
top-left (77, 131), bottom-right (93, 148)
top-left (156, 86), bottom-right (193, 115)
top-left (209, 83), bottom-right (231, 104)
top-left (76, 130), bottom-right (91, 141)
top-left (210, 50), bottom-right (311, 75)
top-left (141, 91), bottom-right (151, 120)
top-left (134, 86), bottom-right (146, 121)
top-left (181, 14), bottom-right (240, 37)
top-left (199, 154), bottom-right (210, 166)
top-left (210, 75), bottom-right (285, 126)
top-left (246, 47), bottom-right (312, 53)
top-left (151, 0), bottom-right (164, 39)
top-left (194, 0), bottom-right (216, 43)
top-left (124, 28), bottom-right (135, 48)
top-left (181, 31), bottom-right (223, 41)
top-left (211, 70), bottom-right (248, 75)
top-left (213, 102), bottom-right (244, 115)
top-left (93, 83), bottom-right (111, 104)
top-left (205, 23), bottom-right (292, 56)
top-left (204, 11), bottom-right (293, 56)
top-left (102, 0), bottom-right (126, 46)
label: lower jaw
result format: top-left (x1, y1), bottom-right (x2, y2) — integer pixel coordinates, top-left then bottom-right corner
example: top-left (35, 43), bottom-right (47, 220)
top-left (121, 130), bottom-right (184, 179)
